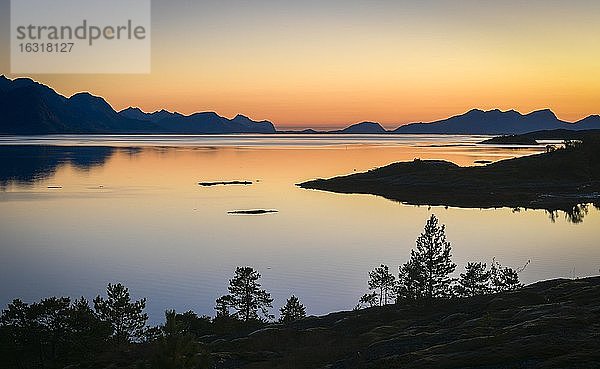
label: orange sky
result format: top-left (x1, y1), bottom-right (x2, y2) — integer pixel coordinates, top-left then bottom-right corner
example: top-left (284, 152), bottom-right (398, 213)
top-left (1, 0), bottom-right (599, 128)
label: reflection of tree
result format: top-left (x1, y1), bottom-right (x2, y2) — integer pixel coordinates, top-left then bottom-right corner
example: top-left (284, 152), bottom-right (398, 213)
top-left (0, 145), bottom-right (118, 187)
top-left (545, 203), bottom-right (591, 224)
top-left (119, 147), bottom-right (143, 158)
top-left (565, 204), bottom-right (589, 224)
top-left (546, 210), bottom-right (558, 223)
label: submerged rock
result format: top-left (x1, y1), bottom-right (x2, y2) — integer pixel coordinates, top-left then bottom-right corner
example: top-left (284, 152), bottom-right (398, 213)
top-left (199, 181), bottom-right (253, 186)
top-left (227, 209), bottom-right (278, 215)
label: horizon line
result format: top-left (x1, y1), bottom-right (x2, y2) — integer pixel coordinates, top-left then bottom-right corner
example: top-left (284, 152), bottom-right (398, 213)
top-left (2, 74), bottom-right (598, 130)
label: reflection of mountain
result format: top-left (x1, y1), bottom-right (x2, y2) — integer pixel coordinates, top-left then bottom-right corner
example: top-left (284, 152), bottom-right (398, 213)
top-left (0, 146), bottom-right (116, 186)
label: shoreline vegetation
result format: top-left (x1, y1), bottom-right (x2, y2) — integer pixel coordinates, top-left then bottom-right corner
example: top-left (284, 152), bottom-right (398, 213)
top-left (2, 215), bottom-right (598, 368)
top-left (299, 134), bottom-right (600, 222)
top-left (479, 135), bottom-right (539, 145)
top-left (479, 129), bottom-right (600, 145)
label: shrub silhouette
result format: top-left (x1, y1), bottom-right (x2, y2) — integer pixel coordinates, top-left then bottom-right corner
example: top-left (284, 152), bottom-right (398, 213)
top-left (93, 283), bottom-right (148, 346)
top-left (368, 264), bottom-right (396, 306)
top-left (398, 214), bottom-right (456, 300)
top-left (456, 262), bottom-right (491, 297)
top-left (216, 266), bottom-right (273, 322)
top-left (279, 295), bottom-right (307, 323)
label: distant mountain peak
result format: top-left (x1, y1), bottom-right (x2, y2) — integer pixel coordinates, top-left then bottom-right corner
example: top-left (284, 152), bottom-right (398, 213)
top-left (394, 108), bottom-right (566, 134)
top-left (121, 106), bottom-right (143, 113)
top-left (118, 107), bottom-right (145, 118)
top-left (70, 91), bottom-right (101, 100)
top-left (527, 109), bottom-right (557, 119)
top-left (575, 115), bottom-right (600, 126)
top-left (2, 75), bottom-right (597, 135)
top-left (337, 121), bottom-right (387, 134)
top-left (69, 92), bottom-right (114, 110)
top-left (192, 111), bottom-right (220, 118)
top-left (232, 114), bottom-right (271, 125)
top-left (356, 121), bottom-right (383, 127)
top-left (464, 108), bottom-right (522, 117)
top-left (119, 106), bottom-right (183, 123)
top-left (118, 107), bottom-right (275, 132)
top-left (121, 106), bottom-right (177, 115)
top-left (1, 77), bottom-right (38, 91)
top-left (13, 77), bottom-right (36, 84)
top-left (0, 75), bottom-right (10, 91)
top-left (0, 77), bottom-right (277, 134)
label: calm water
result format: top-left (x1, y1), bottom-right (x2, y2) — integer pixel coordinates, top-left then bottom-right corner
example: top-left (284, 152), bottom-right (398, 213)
top-left (0, 134), bottom-right (598, 323)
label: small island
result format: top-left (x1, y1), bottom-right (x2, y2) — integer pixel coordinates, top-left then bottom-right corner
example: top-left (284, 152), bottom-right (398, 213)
top-left (199, 181), bottom-right (253, 186)
top-left (479, 134), bottom-right (538, 145)
top-left (299, 136), bottom-right (600, 213)
top-left (228, 209), bottom-right (278, 215)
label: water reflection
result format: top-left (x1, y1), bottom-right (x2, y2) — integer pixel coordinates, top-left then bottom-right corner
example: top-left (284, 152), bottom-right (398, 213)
top-left (0, 137), bottom-right (598, 322)
top-left (0, 146), bottom-right (116, 187)
top-left (0, 142), bottom-right (595, 223)
top-left (545, 203), bottom-right (600, 224)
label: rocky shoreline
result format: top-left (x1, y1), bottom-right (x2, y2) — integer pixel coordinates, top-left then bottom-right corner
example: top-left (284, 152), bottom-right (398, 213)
top-left (298, 138), bottom-right (600, 216)
top-left (207, 276), bottom-right (600, 368)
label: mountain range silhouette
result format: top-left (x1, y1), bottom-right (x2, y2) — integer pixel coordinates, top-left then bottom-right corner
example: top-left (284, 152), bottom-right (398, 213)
top-left (1, 75), bottom-right (598, 135)
top-left (0, 76), bottom-right (275, 134)
top-left (392, 108), bottom-right (600, 134)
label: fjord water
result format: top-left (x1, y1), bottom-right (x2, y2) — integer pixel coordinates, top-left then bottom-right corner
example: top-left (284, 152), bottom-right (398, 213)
top-left (0, 134), bottom-right (598, 322)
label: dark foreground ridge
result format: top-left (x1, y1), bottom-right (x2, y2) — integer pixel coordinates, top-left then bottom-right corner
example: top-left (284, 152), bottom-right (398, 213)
top-left (207, 276), bottom-right (600, 368)
top-left (298, 137), bottom-right (600, 214)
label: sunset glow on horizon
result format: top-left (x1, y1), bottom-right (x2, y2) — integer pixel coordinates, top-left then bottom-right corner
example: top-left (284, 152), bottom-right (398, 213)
top-left (1, 0), bottom-right (598, 128)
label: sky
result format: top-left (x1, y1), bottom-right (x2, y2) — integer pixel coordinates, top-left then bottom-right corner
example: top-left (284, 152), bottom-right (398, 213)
top-left (1, 0), bottom-right (599, 128)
